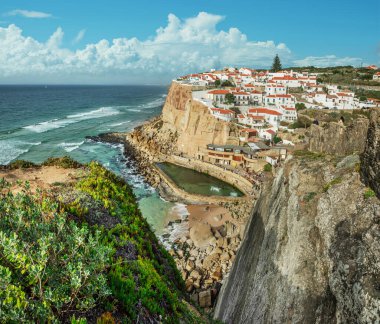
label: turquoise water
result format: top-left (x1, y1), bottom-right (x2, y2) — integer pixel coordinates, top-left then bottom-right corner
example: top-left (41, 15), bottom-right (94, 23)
top-left (157, 162), bottom-right (244, 197)
top-left (0, 85), bottom-right (183, 233)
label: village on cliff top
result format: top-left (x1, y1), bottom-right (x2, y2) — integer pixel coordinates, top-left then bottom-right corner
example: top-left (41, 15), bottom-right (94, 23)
top-left (173, 64), bottom-right (379, 172)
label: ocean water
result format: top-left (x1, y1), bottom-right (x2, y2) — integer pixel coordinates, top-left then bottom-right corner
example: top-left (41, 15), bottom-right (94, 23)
top-left (0, 85), bottom-right (186, 234)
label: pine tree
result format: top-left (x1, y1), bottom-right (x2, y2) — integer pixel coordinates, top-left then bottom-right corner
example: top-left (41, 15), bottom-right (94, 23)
top-left (271, 54), bottom-right (282, 72)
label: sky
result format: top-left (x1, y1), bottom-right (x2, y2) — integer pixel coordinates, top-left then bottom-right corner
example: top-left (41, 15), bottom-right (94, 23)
top-left (0, 0), bottom-right (379, 84)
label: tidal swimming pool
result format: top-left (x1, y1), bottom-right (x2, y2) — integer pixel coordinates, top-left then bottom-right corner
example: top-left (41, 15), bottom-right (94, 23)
top-left (156, 162), bottom-right (244, 197)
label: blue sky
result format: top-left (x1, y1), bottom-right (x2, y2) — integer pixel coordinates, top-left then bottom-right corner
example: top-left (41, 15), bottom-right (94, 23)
top-left (0, 0), bottom-right (379, 84)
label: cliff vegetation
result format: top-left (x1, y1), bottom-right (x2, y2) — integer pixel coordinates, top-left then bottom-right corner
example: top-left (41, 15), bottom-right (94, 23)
top-left (0, 158), bottom-right (203, 323)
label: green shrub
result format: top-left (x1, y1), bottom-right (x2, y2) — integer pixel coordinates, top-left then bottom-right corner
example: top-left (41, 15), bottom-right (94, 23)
top-left (273, 136), bottom-right (282, 144)
top-left (0, 161), bottom-right (197, 322)
top-left (7, 160), bottom-right (37, 169)
top-left (304, 192), bottom-right (317, 202)
top-left (0, 180), bottom-right (111, 321)
top-left (42, 156), bottom-right (82, 169)
top-left (364, 188), bottom-right (376, 199)
top-left (263, 164), bottom-right (272, 172)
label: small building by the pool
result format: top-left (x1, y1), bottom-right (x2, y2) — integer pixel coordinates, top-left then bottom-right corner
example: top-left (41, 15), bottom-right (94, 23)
top-left (201, 143), bottom-right (288, 169)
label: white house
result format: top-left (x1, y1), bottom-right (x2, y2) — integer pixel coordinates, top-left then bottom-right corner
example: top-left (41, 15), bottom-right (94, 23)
top-left (279, 106), bottom-right (297, 122)
top-left (250, 90), bottom-right (264, 105)
top-left (259, 129), bottom-right (276, 141)
top-left (233, 91), bottom-right (251, 105)
top-left (249, 108), bottom-right (283, 128)
top-left (271, 76), bottom-right (301, 87)
top-left (264, 94), bottom-right (295, 107)
top-left (373, 72), bottom-right (380, 81)
top-left (265, 84), bottom-right (287, 95)
top-left (207, 89), bottom-right (230, 103)
top-left (210, 108), bottom-right (235, 121)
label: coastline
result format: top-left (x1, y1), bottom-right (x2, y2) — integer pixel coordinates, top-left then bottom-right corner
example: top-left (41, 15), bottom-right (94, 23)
top-left (94, 119), bottom-right (257, 309)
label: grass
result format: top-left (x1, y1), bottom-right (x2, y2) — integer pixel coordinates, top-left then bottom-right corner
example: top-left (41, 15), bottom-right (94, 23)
top-left (293, 150), bottom-right (325, 160)
top-left (323, 177), bottom-right (343, 192)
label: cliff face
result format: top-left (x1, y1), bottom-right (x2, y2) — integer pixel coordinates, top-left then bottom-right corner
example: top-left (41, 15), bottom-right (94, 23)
top-left (215, 153), bottom-right (380, 323)
top-left (361, 109), bottom-right (380, 198)
top-left (133, 82), bottom-right (236, 159)
top-left (307, 117), bottom-right (369, 156)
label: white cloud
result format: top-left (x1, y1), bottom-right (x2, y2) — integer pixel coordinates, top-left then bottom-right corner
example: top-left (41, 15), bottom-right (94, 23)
top-left (2, 12), bottom-right (364, 84)
top-left (73, 29), bottom-right (86, 44)
top-left (6, 9), bottom-right (52, 19)
top-left (293, 55), bottom-right (363, 67)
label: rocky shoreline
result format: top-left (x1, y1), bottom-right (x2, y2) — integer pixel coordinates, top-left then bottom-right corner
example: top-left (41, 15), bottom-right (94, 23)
top-left (92, 124), bottom-right (257, 309)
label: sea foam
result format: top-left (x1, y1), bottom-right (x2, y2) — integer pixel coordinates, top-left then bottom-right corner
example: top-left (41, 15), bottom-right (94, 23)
top-left (0, 140), bottom-right (41, 165)
top-left (58, 141), bottom-right (84, 152)
top-left (24, 107), bottom-right (120, 133)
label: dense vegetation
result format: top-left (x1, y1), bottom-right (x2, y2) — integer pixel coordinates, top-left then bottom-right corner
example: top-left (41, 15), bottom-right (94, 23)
top-left (0, 160), bottom-right (201, 323)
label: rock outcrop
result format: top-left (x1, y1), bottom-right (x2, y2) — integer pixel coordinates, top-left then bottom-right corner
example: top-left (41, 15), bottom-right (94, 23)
top-left (160, 82), bottom-right (238, 157)
top-left (307, 117), bottom-right (369, 155)
top-left (361, 109), bottom-right (380, 198)
top-left (215, 153), bottom-right (380, 323)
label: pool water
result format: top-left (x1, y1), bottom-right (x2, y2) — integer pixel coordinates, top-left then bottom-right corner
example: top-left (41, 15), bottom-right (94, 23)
top-left (156, 162), bottom-right (244, 197)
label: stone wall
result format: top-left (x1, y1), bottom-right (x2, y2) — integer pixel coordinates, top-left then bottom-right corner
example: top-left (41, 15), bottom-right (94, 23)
top-left (361, 109), bottom-right (380, 198)
top-left (307, 118), bottom-right (369, 156)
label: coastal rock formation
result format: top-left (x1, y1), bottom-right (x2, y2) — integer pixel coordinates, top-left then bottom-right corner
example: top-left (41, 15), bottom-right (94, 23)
top-left (361, 109), bottom-right (380, 198)
top-left (307, 117), bottom-right (369, 155)
top-left (161, 82), bottom-right (237, 157)
top-left (127, 82), bottom-right (237, 161)
top-left (213, 110), bottom-right (379, 320)
top-left (215, 151), bottom-right (380, 322)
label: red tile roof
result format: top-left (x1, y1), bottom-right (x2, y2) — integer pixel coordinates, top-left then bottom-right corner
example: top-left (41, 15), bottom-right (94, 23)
top-left (233, 91), bottom-right (250, 95)
top-left (249, 108), bottom-right (282, 116)
top-left (272, 76), bottom-right (297, 81)
top-left (211, 108), bottom-right (234, 115)
top-left (208, 90), bottom-right (230, 95)
top-left (248, 115), bottom-right (265, 120)
top-left (241, 128), bottom-right (258, 134)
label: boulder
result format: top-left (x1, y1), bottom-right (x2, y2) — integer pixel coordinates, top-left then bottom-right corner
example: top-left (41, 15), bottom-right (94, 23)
top-left (198, 290), bottom-right (212, 308)
top-left (190, 223), bottom-right (214, 249)
top-left (211, 267), bottom-right (223, 281)
top-left (220, 252), bottom-right (230, 262)
top-left (185, 260), bottom-right (195, 272)
top-left (185, 279), bottom-right (194, 292)
top-left (203, 253), bottom-right (220, 270)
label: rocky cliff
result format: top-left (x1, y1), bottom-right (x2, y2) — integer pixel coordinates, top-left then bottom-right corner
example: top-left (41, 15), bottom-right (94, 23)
top-left (215, 110), bottom-right (380, 323)
top-left (128, 82), bottom-right (237, 160)
top-left (361, 109), bottom-right (380, 198)
top-left (307, 117), bottom-right (369, 156)
top-left (215, 152), bottom-right (380, 323)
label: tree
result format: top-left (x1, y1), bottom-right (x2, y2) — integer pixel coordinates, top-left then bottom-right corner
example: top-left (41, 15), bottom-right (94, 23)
top-left (221, 80), bottom-right (234, 87)
top-left (225, 93), bottom-right (235, 105)
top-left (295, 103), bottom-right (306, 111)
top-left (273, 135), bottom-right (282, 144)
top-left (271, 54), bottom-right (282, 72)
top-left (214, 79), bottom-right (221, 87)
